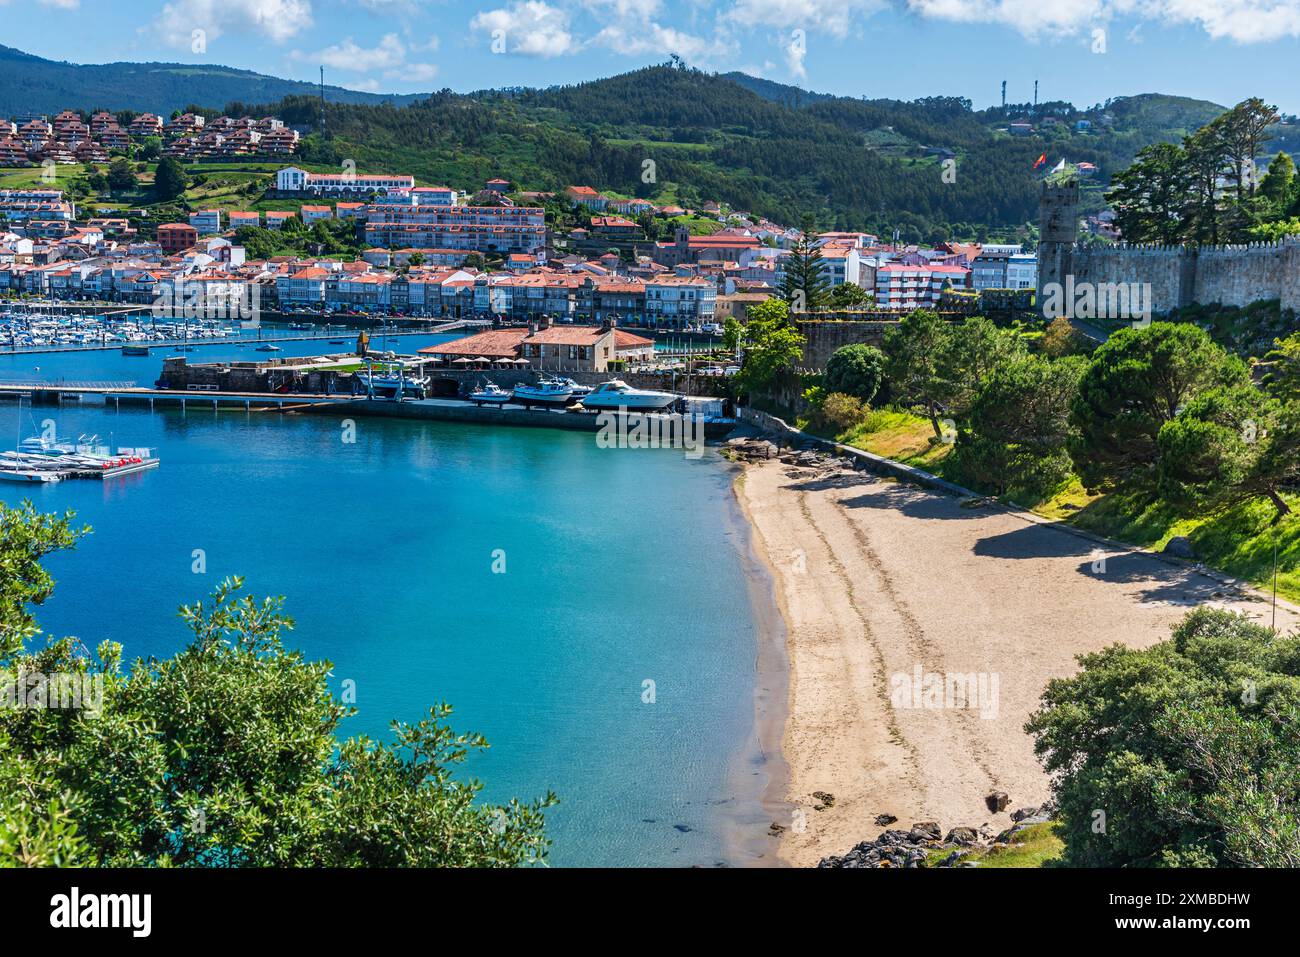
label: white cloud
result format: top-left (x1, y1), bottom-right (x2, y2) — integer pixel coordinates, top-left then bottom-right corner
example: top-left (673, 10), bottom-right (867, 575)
top-left (394, 62), bottom-right (440, 82)
top-left (152, 0), bottom-right (313, 49)
top-left (1153, 0), bottom-right (1300, 42)
top-left (470, 1), bottom-right (579, 57)
top-left (725, 0), bottom-right (888, 39)
top-left (308, 33), bottom-right (407, 71)
top-left (906, 0), bottom-right (1300, 42)
top-left (783, 30), bottom-right (806, 79)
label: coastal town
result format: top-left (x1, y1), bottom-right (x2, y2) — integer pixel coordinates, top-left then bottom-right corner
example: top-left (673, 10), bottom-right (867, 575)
top-left (0, 6), bottom-right (1298, 922)
top-left (1, 106), bottom-right (1048, 329)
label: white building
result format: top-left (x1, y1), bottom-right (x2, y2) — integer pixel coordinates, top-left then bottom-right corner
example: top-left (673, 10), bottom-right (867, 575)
top-left (276, 166), bottom-right (416, 196)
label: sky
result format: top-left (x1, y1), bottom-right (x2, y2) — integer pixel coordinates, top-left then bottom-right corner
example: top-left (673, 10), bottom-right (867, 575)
top-left (1, 0), bottom-right (1298, 112)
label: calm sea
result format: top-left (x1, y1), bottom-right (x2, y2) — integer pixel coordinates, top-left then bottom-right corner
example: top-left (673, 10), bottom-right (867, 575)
top-left (0, 335), bottom-right (775, 867)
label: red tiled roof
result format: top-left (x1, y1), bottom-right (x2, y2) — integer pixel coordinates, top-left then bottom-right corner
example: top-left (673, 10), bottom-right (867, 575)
top-left (419, 327), bottom-right (528, 358)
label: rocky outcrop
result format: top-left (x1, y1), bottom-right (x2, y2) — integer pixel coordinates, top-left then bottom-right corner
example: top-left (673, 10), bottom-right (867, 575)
top-left (817, 806), bottom-right (1054, 868)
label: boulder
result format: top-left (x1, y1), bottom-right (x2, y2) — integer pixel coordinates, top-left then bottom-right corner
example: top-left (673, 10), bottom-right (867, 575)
top-left (986, 791), bottom-right (1011, 813)
top-left (944, 826), bottom-right (980, 845)
top-left (1163, 536), bottom-right (1196, 559)
top-left (909, 821), bottom-right (942, 842)
top-left (873, 813), bottom-right (898, 827)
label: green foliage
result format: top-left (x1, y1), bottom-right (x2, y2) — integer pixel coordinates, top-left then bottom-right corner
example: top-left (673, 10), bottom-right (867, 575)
top-left (826, 283), bottom-right (874, 310)
top-left (1027, 608), bottom-right (1300, 867)
top-left (1068, 322), bottom-right (1247, 490)
top-left (823, 343), bottom-right (884, 403)
top-left (153, 156), bottom-right (187, 202)
top-left (732, 298), bottom-right (805, 395)
top-left (0, 504), bottom-right (553, 868)
top-left (1264, 331), bottom-right (1300, 403)
top-left (817, 392), bottom-right (871, 431)
top-left (105, 158), bottom-right (137, 192)
top-left (779, 217), bottom-right (830, 313)
top-left (0, 503), bottom-right (88, 658)
top-left (1107, 98), bottom-right (1285, 244)
top-left (1157, 384), bottom-right (1299, 524)
top-left (883, 309), bottom-right (950, 437)
top-left (955, 355), bottom-right (1084, 498)
top-left (935, 316), bottom-right (1026, 419)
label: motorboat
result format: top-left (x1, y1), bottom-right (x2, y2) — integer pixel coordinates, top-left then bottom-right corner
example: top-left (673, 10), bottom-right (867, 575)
top-left (580, 380), bottom-right (679, 411)
top-left (469, 380), bottom-right (512, 407)
top-left (122, 344), bottom-right (150, 356)
top-left (256, 344), bottom-right (281, 352)
top-left (512, 378), bottom-right (574, 408)
top-left (550, 376), bottom-right (592, 399)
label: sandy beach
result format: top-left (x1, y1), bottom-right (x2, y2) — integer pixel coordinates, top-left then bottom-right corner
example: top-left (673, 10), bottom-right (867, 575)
top-left (737, 460), bottom-right (1300, 868)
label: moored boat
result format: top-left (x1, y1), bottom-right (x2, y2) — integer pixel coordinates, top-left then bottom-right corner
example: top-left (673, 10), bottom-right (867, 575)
top-left (580, 380), bottom-right (679, 411)
top-left (469, 380), bottom-right (512, 407)
top-left (512, 378), bottom-right (574, 408)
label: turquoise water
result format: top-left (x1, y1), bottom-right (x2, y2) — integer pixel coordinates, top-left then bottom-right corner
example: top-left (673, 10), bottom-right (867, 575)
top-left (0, 346), bottom-right (772, 867)
top-left (0, 332), bottom-right (456, 386)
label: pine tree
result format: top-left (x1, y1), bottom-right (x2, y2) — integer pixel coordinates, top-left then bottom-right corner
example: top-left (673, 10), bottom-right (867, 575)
top-left (779, 216), bottom-right (830, 315)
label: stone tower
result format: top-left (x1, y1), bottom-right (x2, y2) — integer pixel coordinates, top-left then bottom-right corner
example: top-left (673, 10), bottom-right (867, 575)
top-left (1036, 180), bottom-right (1080, 319)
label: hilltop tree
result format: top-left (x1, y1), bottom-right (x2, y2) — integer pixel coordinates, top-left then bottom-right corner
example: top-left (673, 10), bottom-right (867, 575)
top-left (1069, 323), bottom-right (1247, 490)
top-left (1027, 608), bottom-right (1300, 868)
top-left (106, 158), bottom-right (138, 192)
top-left (0, 503), bottom-right (554, 868)
top-left (153, 156), bottom-right (187, 202)
top-left (1105, 142), bottom-right (1193, 245)
top-left (779, 216), bottom-right (830, 314)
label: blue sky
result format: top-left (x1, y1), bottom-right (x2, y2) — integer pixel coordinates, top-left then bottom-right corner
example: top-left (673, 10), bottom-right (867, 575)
top-left (2, 0), bottom-right (1298, 112)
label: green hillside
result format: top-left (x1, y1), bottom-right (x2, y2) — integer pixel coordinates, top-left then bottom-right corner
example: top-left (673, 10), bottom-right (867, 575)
top-left (0, 44), bottom-right (427, 116)
top-left (2, 50), bottom-right (1267, 241)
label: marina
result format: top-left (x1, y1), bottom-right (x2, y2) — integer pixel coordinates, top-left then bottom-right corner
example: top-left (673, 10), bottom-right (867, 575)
top-left (0, 432), bottom-right (160, 483)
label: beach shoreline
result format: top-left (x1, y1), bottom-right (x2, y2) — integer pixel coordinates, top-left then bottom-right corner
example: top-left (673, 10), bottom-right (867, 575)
top-left (734, 456), bottom-right (1300, 868)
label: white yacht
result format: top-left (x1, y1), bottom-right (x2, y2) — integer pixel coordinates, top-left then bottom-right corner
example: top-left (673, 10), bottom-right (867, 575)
top-left (581, 380), bottom-right (679, 412)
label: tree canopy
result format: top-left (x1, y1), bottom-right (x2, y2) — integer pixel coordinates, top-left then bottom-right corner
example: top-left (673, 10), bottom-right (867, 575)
top-left (0, 503), bottom-right (553, 868)
top-left (1027, 607), bottom-right (1300, 868)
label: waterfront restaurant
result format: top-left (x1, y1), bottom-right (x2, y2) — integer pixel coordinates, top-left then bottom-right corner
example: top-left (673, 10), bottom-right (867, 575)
top-left (421, 321), bottom-right (654, 373)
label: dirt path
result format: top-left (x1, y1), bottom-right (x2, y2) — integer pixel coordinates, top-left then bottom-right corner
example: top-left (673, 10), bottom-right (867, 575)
top-left (738, 461), bottom-right (1300, 868)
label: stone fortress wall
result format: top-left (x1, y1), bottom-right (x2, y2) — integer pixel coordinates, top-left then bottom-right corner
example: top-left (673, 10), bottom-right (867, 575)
top-left (1036, 182), bottom-right (1300, 317)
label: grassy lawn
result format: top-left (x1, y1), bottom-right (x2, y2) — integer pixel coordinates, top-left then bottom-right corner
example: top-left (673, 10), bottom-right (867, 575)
top-left (805, 406), bottom-right (955, 473)
top-left (925, 823), bottom-right (1064, 868)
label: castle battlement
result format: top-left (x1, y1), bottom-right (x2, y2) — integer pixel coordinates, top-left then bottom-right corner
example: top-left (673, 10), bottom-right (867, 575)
top-left (1037, 187), bottom-right (1299, 316)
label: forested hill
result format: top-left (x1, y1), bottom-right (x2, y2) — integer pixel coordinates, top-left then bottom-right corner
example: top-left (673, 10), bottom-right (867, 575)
top-left (2, 47), bottom-right (1251, 241)
top-left (0, 45), bottom-right (426, 115)
top-left (274, 66), bottom-right (1233, 243)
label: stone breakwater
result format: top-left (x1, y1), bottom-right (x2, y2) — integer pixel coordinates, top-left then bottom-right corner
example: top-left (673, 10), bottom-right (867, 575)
top-left (818, 805), bottom-right (1054, 869)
